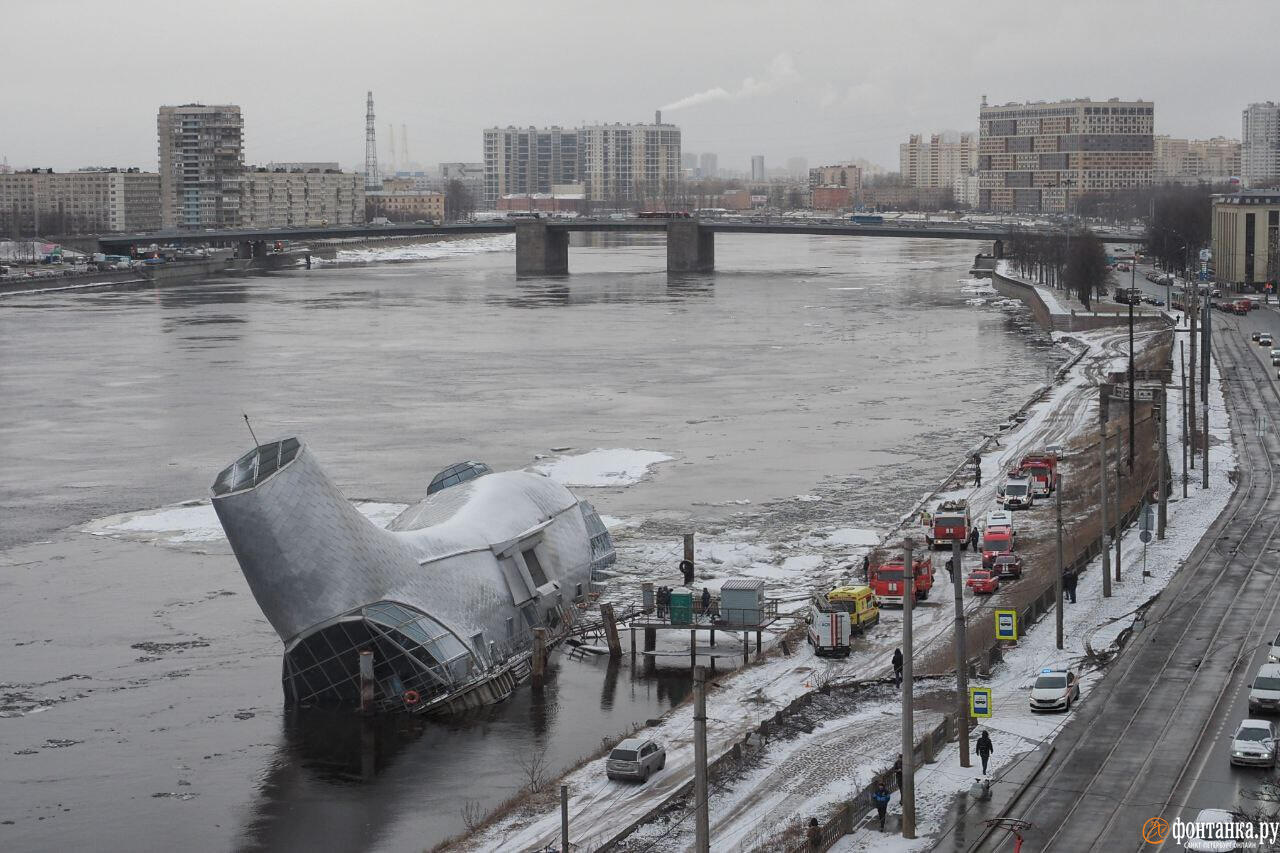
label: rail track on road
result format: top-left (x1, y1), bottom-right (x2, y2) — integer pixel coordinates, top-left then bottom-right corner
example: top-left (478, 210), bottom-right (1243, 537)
top-left (1005, 322), bottom-right (1280, 852)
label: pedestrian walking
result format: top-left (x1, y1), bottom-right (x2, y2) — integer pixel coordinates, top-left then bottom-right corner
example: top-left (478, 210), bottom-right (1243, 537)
top-left (968, 526), bottom-right (980, 553)
top-left (1063, 568), bottom-right (1078, 604)
top-left (976, 730), bottom-right (994, 775)
top-left (872, 783), bottom-right (890, 831)
top-left (945, 555), bottom-right (956, 579)
top-left (862, 554), bottom-right (870, 581)
top-left (974, 465), bottom-right (983, 488)
top-left (806, 817), bottom-right (821, 851)
top-left (892, 648), bottom-right (904, 689)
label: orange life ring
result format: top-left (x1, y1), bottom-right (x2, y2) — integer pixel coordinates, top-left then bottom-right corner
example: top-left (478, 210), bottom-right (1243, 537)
top-left (403, 690), bottom-right (420, 705)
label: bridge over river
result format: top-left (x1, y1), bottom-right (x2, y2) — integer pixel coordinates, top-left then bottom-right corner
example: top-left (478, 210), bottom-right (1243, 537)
top-left (98, 218), bottom-right (1143, 276)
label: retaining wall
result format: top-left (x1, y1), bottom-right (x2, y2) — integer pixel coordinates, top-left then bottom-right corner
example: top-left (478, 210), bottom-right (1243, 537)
top-left (992, 268), bottom-right (1168, 334)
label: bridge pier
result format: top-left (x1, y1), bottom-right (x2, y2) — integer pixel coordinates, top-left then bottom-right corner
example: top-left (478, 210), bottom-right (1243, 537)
top-left (515, 221), bottom-right (569, 276)
top-left (666, 220), bottom-right (714, 273)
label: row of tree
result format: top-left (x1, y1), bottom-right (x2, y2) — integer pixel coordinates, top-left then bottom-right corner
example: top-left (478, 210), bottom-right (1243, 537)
top-left (1006, 227), bottom-right (1110, 310)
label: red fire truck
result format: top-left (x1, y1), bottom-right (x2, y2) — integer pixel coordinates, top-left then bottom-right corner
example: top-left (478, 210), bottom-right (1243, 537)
top-left (927, 499), bottom-right (971, 549)
top-left (1019, 453), bottom-right (1059, 498)
top-left (869, 556), bottom-right (935, 606)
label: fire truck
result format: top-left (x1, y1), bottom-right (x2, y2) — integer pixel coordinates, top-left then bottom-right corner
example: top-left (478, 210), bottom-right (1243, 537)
top-left (927, 499), bottom-right (971, 549)
top-left (869, 555), bottom-right (935, 606)
top-left (1019, 453), bottom-right (1059, 497)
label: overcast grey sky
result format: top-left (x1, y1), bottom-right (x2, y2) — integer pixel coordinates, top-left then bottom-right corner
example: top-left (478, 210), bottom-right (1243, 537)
top-left (5, 0), bottom-right (1277, 174)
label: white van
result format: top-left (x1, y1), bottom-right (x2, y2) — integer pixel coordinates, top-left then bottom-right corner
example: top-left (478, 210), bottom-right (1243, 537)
top-left (1249, 663), bottom-right (1280, 714)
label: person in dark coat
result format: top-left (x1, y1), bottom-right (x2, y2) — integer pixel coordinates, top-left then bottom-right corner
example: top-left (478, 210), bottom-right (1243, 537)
top-left (974, 464), bottom-right (983, 487)
top-left (701, 586), bottom-right (712, 619)
top-left (680, 559), bottom-right (695, 586)
top-left (976, 730), bottom-right (994, 775)
top-left (862, 553), bottom-right (870, 581)
top-left (872, 783), bottom-right (891, 830)
top-left (892, 648), bottom-right (904, 688)
top-left (806, 817), bottom-right (821, 850)
top-left (659, 586), bottom-right (669, 619)
top-left (1063, 568), bottom-right (1078, 604)
top-left (968, 526), bottom-right (980, 553)
top-left (893, 755), bottom-right (903, 794)
top-left (945, 555), bottom-right (956, 579)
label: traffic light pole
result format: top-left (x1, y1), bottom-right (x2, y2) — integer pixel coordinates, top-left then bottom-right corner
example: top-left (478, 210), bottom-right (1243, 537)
top-left (951, 539), bottom-right (970, 768)
top-left (901, 541), bottom-right (916, 839)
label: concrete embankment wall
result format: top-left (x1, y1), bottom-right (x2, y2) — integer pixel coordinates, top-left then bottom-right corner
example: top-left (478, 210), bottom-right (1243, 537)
top-left (992, 268), bottom-right (1168, 334)
top-left (1, 258), bottom-right (259, 297)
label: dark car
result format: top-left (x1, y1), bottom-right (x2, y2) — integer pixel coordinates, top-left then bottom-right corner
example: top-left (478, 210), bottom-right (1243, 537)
top-left (992, 553), bottom-right (1024, 579)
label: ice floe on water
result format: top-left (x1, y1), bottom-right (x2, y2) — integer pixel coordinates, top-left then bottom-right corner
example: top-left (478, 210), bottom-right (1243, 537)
top-left (531, 448), bottom-right (673, 487)
top-left (84, 499), bottom-right (406, 545)
top-left (820, 527), bottom-right (882, 547)
top-left (315, 234), bottom-right (514, 265)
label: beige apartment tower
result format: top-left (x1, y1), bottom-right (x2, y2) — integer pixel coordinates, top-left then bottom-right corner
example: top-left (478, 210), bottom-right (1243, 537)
top-left (157, 104), bottom-right (245, 229)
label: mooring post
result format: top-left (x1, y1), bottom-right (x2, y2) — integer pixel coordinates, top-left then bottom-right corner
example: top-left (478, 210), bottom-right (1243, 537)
top-left (601, 603), bottom-right (622, 658)
top-left (630, 624), bottom-right (636, 661)
top-left (710, 628), bottom-right (715, 647)
top-left (690, 628), bottom-right (697, 669)
top-left (532, 628), bottom-right (546, 688)
top-left (743, 631), bottom-right (749, 664)
top-left (358, 649), bottom-right (375, 714)
top-left (756, 630), bottom-right (762, 656)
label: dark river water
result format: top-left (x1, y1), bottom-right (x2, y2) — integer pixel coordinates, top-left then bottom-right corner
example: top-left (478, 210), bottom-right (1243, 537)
top-left (0, 234), bottom-right (1061, 851)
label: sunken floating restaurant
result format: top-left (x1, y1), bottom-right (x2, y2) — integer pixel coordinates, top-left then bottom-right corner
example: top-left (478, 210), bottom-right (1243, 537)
top-left (212, 437), bottom-right (615, 714)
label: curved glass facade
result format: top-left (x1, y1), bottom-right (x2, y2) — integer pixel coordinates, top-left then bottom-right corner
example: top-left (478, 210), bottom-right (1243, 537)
top-left (426, 460), bottom-right (492, 495)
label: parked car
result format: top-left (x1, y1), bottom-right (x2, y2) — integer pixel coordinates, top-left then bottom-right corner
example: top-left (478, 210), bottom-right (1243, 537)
top-left (966, 569), bottom-right (1000, 595)
top-left (992, 553), bottom-right (1024, 579)
top-left (1229, 719), bottom-right (1278, 768)
top-left (606, 738), bottom-right (666, 782)
top-left (1029, 668), bottom-right (1080, 712)
top-left (1183, 808), bottom-right (1242, 852)
top-left (1261, 334), bottom-right (1274, 347)
top-left (1249, 663), bottom-right (1280, 714)
top-left (1270, 349), bottom-right (1280, 366)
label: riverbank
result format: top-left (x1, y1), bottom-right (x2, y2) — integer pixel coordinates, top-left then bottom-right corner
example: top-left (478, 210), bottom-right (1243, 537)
top-left (447, 272), bottom-right (1174, 852)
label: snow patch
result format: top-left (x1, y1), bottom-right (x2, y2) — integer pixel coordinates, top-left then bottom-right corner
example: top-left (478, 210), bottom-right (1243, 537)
top-left (84, 499), bottom-right (407, 545)
top-left (532, 447), bottom-right (673, 487)
top-left (315, 234), bottom-right (514, 264)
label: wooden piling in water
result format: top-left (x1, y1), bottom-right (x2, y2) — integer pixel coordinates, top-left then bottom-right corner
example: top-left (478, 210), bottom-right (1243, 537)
top-left (601, 603), bottom-right (622, 658)
top-left (532, 628), bottom-right (547, 687)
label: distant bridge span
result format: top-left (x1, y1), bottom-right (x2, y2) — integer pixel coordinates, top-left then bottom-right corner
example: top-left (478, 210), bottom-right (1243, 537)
top-left (98, 219), bottom-right (1144, 276)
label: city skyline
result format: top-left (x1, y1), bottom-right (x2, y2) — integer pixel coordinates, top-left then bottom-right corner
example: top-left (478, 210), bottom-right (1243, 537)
top-left (3, 0), bottom-right (1277, 174)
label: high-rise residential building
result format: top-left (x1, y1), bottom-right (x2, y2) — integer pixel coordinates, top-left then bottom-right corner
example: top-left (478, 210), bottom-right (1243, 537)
top-left (1242, 103), bottom-right (1280, 188)
top-left (699, 152), bottom-right (718, 180)
top-left (157, 104), bottom-right (245, 229)
top-left (785, 157), bottom-right (809, 180)
top-left (482, 126), bottom-right (580, 205)
top-left (1155, 136), bottom-right (1241, 184)
top-left (239, 167), bottom-right (365, 228)
top-left (750, 155), bottom-right (766, 182)
top-left (578, 117), bottom-right (681, 204)
top-left (977, 96), bottom-right (1154, 213)
top-left (900, 132), bottom-right (977, 189)
top-left (0, 167), bottom-right (162, 236)
top-left (681, 151), bottom-right (698, 171)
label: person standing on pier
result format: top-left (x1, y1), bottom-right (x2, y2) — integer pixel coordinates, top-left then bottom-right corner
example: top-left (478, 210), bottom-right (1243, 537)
top-left (892, 648), bottom-right (904, 688)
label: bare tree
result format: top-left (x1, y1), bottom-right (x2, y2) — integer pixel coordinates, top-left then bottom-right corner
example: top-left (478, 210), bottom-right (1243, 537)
top-left (461, 799), bottom-right (486, 832)
top-left (516, 747), bottom-right (549, 793)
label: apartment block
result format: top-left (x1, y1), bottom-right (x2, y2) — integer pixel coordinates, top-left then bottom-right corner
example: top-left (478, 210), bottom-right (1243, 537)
top-left (239, 168), bottom-right (365, 228)
top-left (1212, 191), bottom-right (1280, 287)
top-left (1242, 103), bottom-right (1280, 188)
top-left (366, 185), bottom-right (445, 223)
top-left (1154, 136), bottom-right (1241, 184)
top-left (482, 127), bottom-right (580, 205)
top-left (900, 132), bottom-right (977, 189)
top-left (0, 168), bottom-right (161, 236)
top-left (977, 97), bottom-right (1154, 213)
top-left (579, 118), bottom-right (681, 204)
top-left (699, 152), bottom-right (718, 179)
top-left (808, 163), bottom-right (863, 196)
top-left (157, 104), bottom-right (245, 229)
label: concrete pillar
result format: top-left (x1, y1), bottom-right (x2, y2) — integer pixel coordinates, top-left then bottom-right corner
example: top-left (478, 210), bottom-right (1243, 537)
top-left (667, 220), bottom-right (714, 273)
top-left (515, 221), bottom-right (569, 276)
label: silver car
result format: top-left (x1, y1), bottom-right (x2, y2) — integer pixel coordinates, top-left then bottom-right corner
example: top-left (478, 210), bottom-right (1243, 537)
top-left (1229, 719), bottom-right (1277, 767)
top-left (606, 737), bottom-right (666, 782)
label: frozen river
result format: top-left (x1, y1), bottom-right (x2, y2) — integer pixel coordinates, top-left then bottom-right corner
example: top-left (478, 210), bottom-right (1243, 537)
top-left (0, 233), bottom-right (1062, 851)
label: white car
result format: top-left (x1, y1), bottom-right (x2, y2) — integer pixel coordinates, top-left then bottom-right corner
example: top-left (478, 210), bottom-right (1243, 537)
top-left (1248, 663), bottom-right (1280, 714)
top-left (1229, 719), bottom-right (1277, 767)
top-left (1029, 668), bottom-right (1079, 712)
top-left (1183, 808), bottom-right (1241, 851)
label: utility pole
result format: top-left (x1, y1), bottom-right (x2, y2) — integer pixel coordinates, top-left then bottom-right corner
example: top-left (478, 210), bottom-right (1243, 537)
top-left (1114, 435), bottom-right (1122, 584)
top-left (901, 541), bottom-right (916, 839)
top-left (1055, 473), bottom-right (1065, 649)
top-left (1202, 299), bottom-right (1211, 489)
top-left (1158, 386), bottom-right (1168, 539)
top-left (693, 665), bottom-right (709, 853)
top-left (560, 785), bottom-right (570, 853)
top-left (951, 539), bottom-right (970, 767)
top-left (1181, 342), bottom-right (1188, 498)
top-left (1188, 288), bottom-right (1197, 471)
top-left (1100, 423), bottom-right (1111, 598)
top-left (1128, 280), bottom-right (1136, 472)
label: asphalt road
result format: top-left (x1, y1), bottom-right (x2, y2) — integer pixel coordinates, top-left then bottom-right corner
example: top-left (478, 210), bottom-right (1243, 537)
top-left (990, 292), bottom-right (1280, 851)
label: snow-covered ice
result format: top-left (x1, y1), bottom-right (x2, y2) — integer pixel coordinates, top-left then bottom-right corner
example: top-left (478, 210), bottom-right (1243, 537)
top-left (314, 234), bottom-right (514, 265)
top-left (83, 499), bottom-right (406, 545)
top-left (531, 447), bottom-right (674, 487)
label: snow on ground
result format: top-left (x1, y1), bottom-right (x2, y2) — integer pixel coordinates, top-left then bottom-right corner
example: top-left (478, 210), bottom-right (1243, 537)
top-left (82, 499), bottom-right (407, 545)
top-left (823, 528), bottom-right (882, 548)
top-left (832, 346), bottom-right (1235, 851)
top-left (531, 447), bottom-right (673, 487)
top-left (314, 234), bottom-right (514, 264)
